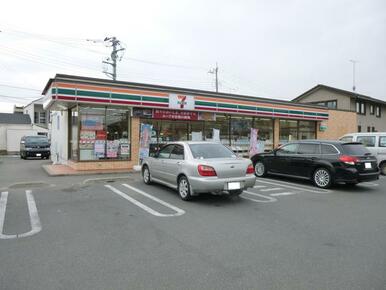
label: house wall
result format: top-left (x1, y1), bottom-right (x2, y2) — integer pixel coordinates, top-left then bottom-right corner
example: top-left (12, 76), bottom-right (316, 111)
top-left (351, 98), bottom-right (386, 132)
top-left (296, 88), bottom-right (352, 110)
top-left (316, 110), bottom-right (357, 140)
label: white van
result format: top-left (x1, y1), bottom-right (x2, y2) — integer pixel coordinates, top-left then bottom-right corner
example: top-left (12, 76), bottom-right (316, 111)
top-left (340, 132), bottom-right (386, 175)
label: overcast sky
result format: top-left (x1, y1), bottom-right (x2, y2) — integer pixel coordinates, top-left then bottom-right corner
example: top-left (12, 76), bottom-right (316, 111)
top-left (0, 0), bottom-right (385, 113)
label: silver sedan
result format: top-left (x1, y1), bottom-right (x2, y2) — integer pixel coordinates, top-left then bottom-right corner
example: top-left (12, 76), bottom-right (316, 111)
top-left (141, 141), bottom-right (256, 200)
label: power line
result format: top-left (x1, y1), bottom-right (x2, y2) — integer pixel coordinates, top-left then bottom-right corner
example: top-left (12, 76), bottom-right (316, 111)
top-left (0, 83), bottom-right (41, 92)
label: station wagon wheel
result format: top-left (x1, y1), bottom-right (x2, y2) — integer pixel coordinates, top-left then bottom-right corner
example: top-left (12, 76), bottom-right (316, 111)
top-left (254, 161), bottom-right (267, 177)
top-left (380, 162), bottom-right (386, 176)
top-left (178, 176), bottom-right (192, 201)
top-left (313, 168), bottom-right (332, 189)
top-left (142, 166), bottom-right (152, 185)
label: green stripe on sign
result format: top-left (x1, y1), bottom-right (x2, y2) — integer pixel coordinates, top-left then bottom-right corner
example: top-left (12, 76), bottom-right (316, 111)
top-left (257, 107), bottom-right (274, 112)
top-left (51, 88), bottom-right (57, 94)
top-left (57, 88), bottom-right (75, 95)
top-left (317, 113), bottom-right (329, 117)
top-left (238, 105), bottom-right (256, 111)
top-left (142, 96), bottom-right (169, 103)
top-left (218, 103), bottom-right (238, 109)
top-left (274, 109), bottom-right (289, 114)
top-left (77, 90), bottom-right (110, 98)
top-left (195, 101), bottom-right (217, 107)
top-left (112, 93), bottom-right (141, 101)
top-left (304, 112), bottom-right (317, 116)
top-left (289, 110), bottom-right (302, 115)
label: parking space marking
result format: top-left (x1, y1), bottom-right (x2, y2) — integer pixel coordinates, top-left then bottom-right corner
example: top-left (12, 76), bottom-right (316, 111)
top-left (241, 191), bottom-right (277, 203)
top-left (359, 182), bottom-right (379, 187)
top-left (105, 184), bottom-right (185, 217)
top-left (253, 185), bottom-right (266, 189)
top-left (269, 192), bottom-right (296, 197)
top-left (255, 179), bottom-right (331, 194)
top-left (260, 187), bottom-right (282, 192)
top-left (0, 190), bottom-right (42, 239)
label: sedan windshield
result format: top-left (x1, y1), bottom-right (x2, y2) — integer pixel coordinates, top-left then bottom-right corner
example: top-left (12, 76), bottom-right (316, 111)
top-left (189, 143), bottom-right (236, 159)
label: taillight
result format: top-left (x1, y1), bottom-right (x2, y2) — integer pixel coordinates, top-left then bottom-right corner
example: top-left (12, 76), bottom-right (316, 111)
top-left (197, 165), bottom-right (217, 176)
top-left (246, 164), bottom-right (254, 174)
top-left (339, 155), bottom-right (359, 165)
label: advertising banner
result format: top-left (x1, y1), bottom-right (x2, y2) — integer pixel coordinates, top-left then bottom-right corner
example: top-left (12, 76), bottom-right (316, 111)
top-left (139, 123), bottom-right (153, 163)
top-left (153, 109), bottom-right (198, 121)
top-left (81, 115), bottom-right (104, 130)
top-left (249, 128), bottom-right (259, 157)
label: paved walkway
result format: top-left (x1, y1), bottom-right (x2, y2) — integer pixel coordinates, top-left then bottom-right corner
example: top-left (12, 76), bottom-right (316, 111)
top-left (42, 164), bottom-right (135, 176)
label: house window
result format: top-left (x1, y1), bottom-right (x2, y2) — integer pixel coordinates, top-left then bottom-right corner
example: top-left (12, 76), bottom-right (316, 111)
top-left (39, 112), bottom-right (46, 124)
top-left (370, 105), bottom-right (374, 115)
top-left (376, 106), bottom-right (381, 117)
top-left (372, 127), bottom-right (376, 132)
top-left (356, 101), bottom-right (366, 114)
top-left (358, 125), bottom-right (361, 132)
top-left (326, 100), bottom-right (337, 109)
top-left (34, 112), bottom-right (39, 123)
top-left (367, 126), bottom-right (371, 132)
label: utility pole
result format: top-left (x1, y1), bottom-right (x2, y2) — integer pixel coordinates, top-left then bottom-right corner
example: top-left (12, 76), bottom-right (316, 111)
top-left (209, 62), bottom-right (219, 92)
top-left (102, 37), bottom-right (125, 81)
top-left (349, 59), bottom-right (358, 92)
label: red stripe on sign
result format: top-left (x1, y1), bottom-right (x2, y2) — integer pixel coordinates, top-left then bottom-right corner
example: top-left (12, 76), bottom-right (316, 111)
top-left (141, 102), bottom-right (169, 107)
top-left (56, 95), bottom-right (75, 101)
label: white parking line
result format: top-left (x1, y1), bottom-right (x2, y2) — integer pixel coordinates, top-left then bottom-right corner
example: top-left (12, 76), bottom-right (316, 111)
top-left (0, 190), bottom-right (42, 239)
top-left (359, 182), bottom-right (379, 187)
top-left (255, 179), bottom-right (330, 194)
top-left (260, 187), bottom-right (282, 192)
top-left (269, 192), bottom-right (296, 197)
top-left (105, 184), bottom-right (185, 217)
top-left (241, 191), bottom-right (277, 203)
top-left (253, 185), bottom-right (266, 189)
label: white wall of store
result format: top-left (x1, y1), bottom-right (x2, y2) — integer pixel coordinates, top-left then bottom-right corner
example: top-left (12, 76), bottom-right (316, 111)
top-left (50, 111), bottom-right (68, 164)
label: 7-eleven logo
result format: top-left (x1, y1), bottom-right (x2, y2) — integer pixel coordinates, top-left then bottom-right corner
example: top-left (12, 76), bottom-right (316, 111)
top-left (177, 95), bottom-right (187, 109)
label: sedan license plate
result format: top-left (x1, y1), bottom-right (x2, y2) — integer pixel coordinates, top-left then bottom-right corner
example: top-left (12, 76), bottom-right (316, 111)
top-left (365, 162), bottom-right (372, 169)
top-left (36, 153), bottom-right (41, 157)
top-left (228, 182), bottom-right (241, 190)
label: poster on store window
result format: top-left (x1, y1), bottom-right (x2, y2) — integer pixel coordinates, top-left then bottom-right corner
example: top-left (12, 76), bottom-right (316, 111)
top-left (107, 140), bottom-right (119, 158)
top-left (81, 115), bottom-right (104, 130)
top-left (192, 131), bottom-right (203, 141)
top-left (139, 123), bottom-right (153, 163)
top-left (94, 140), bottom-right (106, 158)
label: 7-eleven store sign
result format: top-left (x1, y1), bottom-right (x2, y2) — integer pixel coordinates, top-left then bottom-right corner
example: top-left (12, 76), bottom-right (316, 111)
top-left (169, 94), bottom-right (195, 110)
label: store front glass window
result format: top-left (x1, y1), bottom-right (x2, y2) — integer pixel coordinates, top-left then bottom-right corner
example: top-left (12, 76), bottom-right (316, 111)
top-left (189, 121), bottom-right (204, 141)
top-left (70, 107), bottom-right (78, 160)
top-left (279, 119), bottom-right (298, 144)
top-left (299, 121), bottom-right (316, 140)
top-left (204, 114), bottom-right (230, 145)
top-left (231, 117), bottom-right (253, 154)
top-left (78, 106), bottom-right (130, 161)
top-left (159, 121), bottom-right (188, 144)
top-left (254, 118), bottom-right (274, 151)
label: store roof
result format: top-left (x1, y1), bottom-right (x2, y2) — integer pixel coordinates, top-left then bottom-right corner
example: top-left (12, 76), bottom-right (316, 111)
top-left (0, 113), bottom-right (31, 124)
top-left (42, 74), bottom-right (328, 111)
top-left (293, 84), bottom-right (386, 105)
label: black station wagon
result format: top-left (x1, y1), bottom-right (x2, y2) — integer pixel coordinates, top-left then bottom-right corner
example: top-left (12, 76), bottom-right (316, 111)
top-left (251, 140), bottom-right (380, 188)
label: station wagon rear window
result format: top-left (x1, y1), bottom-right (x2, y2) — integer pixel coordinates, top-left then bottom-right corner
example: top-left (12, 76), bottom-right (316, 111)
top-left (189, 144), bottom-right (236, 159)
top-left (341, 143), bottom-right (371, 155)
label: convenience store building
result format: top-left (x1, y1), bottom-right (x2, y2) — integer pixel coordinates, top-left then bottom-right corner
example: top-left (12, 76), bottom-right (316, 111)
top-left (42, 74), bottom-right (354, 171)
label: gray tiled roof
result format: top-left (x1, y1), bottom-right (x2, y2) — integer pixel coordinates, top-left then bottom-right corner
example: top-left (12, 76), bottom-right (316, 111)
top-left (0, 113), bottom-right (31, 124)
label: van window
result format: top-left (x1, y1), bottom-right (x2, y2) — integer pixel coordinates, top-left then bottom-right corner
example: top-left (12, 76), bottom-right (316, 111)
top-left (379, 136), bottom-right (386, 148)
top-left (340, 136), bottom-right (353, 142)
top-left (357, 136), bottom-right (376, 147)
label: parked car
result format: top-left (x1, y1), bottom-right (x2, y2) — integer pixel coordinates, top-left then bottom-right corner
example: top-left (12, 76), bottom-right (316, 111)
top-left (20, 135), bottom-right (50, 159)
top-left (340, 132), bottom-right (386, 175)
top-left (142, 141), bottom-right (256, 200)
top-left (251, 140), bottom-right (379, 188)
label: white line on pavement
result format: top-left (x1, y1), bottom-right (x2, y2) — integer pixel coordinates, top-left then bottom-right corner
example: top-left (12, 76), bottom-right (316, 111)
top-left (260, 187), bottom-right (282, 192)
top-left (241, 191), bottom-right (277, 203)
top-left (255, 179), bottom-right (330, 194)
top-left (269, 192), bottom-right (296, 197)
top-left (0, 190), bottom-right (42, 239)
top-left (253, 185), bottom-right (266, 188)
top-left (105, 184), bottom-right (185, 217)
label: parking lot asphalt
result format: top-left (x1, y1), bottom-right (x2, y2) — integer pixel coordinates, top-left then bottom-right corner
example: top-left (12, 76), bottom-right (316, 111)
top-left (1, 156), bottom-right (386, 290)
